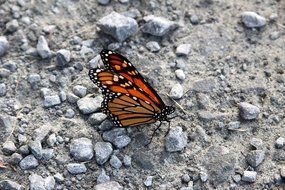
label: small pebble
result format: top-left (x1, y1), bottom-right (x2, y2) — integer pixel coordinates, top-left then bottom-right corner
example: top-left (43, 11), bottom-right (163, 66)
top-left (19, 155), bottom-right (39, 170)
top-left (176, 44), bottom-right (191, 56)
top-left (2, 140), bottom-right (17, 155)
top-left (190, 15), bottom-right (199, 24)
top-left (144, 176), bottom-right (153, 187)
top-left (109, 155), bottom-right (122, 169)
top-left (238, 102), bottom-right (260, 120)
top-left (77, 96), bottom-right (102, 114)
top-left (0, 68), bottom-right (11, 78)
top-left (37, 35), bottom-right (51, 59)
top-left (45, 176), bottom-right (55, 190)
top-left (94, 181), bottom-right (123, 190)
top-left (275, 137), bottom-right (285, 149)
top-left (250, 138), bottom-right (263, 150)
top-left (146, 41), bottom-right (160, 52)
top-left (27, 73), bottom-right (41, 84)
top-left (67, 163), bottom-right (87, 174)
top-left (40, 88), bottom-right (51, 97)
top-left (43, 95), bottom-right (61, 108)
top-left (246, 150), bottom-right (265, 167)
top-left (165, 126), bottom-right (187, 152)
top-left (123, 155), bottom-right (132, 167)
top-left (0, 180), bottom-right (23, 190)
top-left (98, 0), bottom-right (110, 5)
top-left (241, 11), bottom-right (266, 28)
top-left (0, 36), bottom-right (9, 57)
top-left (42, 149), bottom-right (54, 161)
top-left (175, 69), bottom-right (186, 80)
top-left (8, 153), bottom-right (23, 165)
top-left (94, 142), bottom-right (113, 165)
top-left (270, 31), bottom-right (280, 40)
top-left (242, 171), bottom-right (257, 182)
top-left (181, 174), bottom-right (191, 183)
top-left (200, 172), bottom-right (208, 182)
top-left (103, 128), bottom-right (131, 149)
top-left (0, 83), bottom-right (7, 96)
top-left (29, 140), bottom-right (43, 159)
top-left (227, 121), bottom-right (240, 130)
top-left (29, 174), bottom-right (45, 190)
top-left (88, 112), bottom-right (107, 125)
top-left (67, 93), bottom-right (80, 104)
top-left (65, 108), bottom-right (76, 118)
top-left (73, 85), bottom-right (87, 98)
top-left (70, 137), bottom-right (94, 161)
top-left (232, 174), bottom-right (241, 183)
top-left (97, 169), bottom-right (110, 184)
top-left (54, 173), bottom-right (64, 183)
top-left (98, 120), bottom-right (114, 131)
top-left (56, 49), bottom-right (71, 67)
top-left (169, 83), bottom-right (183, 99)
top-left (6, 19), bottom-right (19, 32)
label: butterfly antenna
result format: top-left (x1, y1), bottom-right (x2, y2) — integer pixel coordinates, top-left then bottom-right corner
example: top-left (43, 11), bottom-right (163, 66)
top-left (166, 93), bottom-right (191, 116)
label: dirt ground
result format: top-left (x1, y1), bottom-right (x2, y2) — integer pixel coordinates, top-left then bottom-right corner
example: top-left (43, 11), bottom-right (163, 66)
top-left (1, 0), bottom-right (285, 189)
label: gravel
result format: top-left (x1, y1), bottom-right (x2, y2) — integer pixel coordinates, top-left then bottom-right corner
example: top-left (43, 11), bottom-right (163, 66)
top-left (42, 148), bottom-right (54, 161)
top-left (27, 73), bottom-right (41, 84)
top-left (241, 11), bottom-right (266, 28)
top-left (67, 163), bottom-right (87, 174)
top-left (6, 19), bottom-right (19, 33)
top-left (242, 171), bottom-right (257, 182)
top-left (47, 133), bottom-right (57, 147)
top-left (29, 174), bottom-right (45, 190)
top-left (54, 173), bottom-right (64, 183)
top-left (192, 77), bottom-right (217, 93)
top-left (275, 137), bottom-right (285, 149)
top-left (72, 85), bottom-right (87, 98)
top-left (238, 102), bottom-right (260, 120)
top-left (43, 95), bottom-right (61, 108)
top-left (94, 181), bottom-right (123, 190)
top-left (97, 0), bottom-right (110, 5)
top-left (56, 49), bottom-right (71, 67)
top-left (146, 41), bottom-right (161, 52)
top-left (102, 128), bottom-right (131, 149)
top-left (70, 137), bottom-right (94, 161)
top-left (109, 155), bottom-right (122, 169)
top-left (0, 83), bottom-right (7, 96)
top-left (142, 15), bottom-right (178, 36)
top-left (98, 11), bottom-right (138, 42)
top-left (8, 153), bottom-right (23, 165)
top-left (0, 180), bottom-right (23, 190)
top-left (65, 108), bottom-right (76, 118)
top-left (123, 155), bottom-right (132, 167)
top-left (169, 83), bottom-right (184, 100)
top-left (44, 176), bottom-right (55, 190)
top-left (246, 150), bottom-right (265, 167)
top-left (29, 140), bottom-right (43, 159)
top-left (250, 138), bottom-right (263, 150)
top-left (94, 142), bottom-right (113, 165)
top-left (77, 96), bottom-right (102, 114)
top-left (0, 36), bottom-right (9, 57)
top-left (19, 155), bottom-right (39, 170)
top-left (2, 140), bottom-right (17, 155)
top-left (165, 126), bottom-right (187, 152)
top-left (33, 125), bottom-right (52, 142)
top-left (144, 176), bottom-right (153, 187)
top-left (97, 169), bottom-right (110, 184)
top-left (37, 35), bottom-right (51, 59)
top-left (88, 112), bottom-right (107, 125)
top-left (175, 69), bottom-right (186, 80)
top-left (176, 44), bottom-right (191, 56)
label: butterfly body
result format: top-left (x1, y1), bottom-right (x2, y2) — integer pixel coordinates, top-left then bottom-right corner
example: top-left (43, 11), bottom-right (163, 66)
top-left (89, 49), bottom-right (175, 127)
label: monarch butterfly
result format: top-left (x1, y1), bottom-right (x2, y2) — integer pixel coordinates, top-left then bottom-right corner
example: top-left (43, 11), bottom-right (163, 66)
top-left (88, 49), bottom-right (175, 128)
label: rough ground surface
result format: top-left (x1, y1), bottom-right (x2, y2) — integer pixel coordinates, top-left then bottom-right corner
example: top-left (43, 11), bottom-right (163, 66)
top-left (0, 0), bottom-right (285, 189)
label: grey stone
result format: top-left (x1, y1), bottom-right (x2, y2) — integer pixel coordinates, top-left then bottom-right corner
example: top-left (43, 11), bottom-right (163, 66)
top-left (97, 169), bottom-right (110, 184)
top-left (0, 180), bottom-right (23, 190)
top-left (42, 149), bottom-right (54, 161)
top-left (203, 146), bottom-right (236, 186)
top-left (29, 173), bottom-right (45, 190)
top-left (28, 73), bottom-right (41, 84)
top-left (47, 133), bottom-right (57, 147)
top-left (227, 121), bottom-right (240, 130)
top-left (280, 167), bottom-right (285, 178)
top-left (192, 77), bottom-right (217, 93)
top-left (33, 125), bottom-right (52, 142)
top-left (67, 93), bottom-right (80, 104)
top-left (246, 150), bottom-right (265, 167)
top-left (18, 134), bottom-right (27, 145)
top-left (232, 174), bottom-right (241, 183)
top-left (103, 128), bottom-right (131, 148)
top-left (2, 140), bottom-right (17, 155)
top-left (67, 163), bottom-right (87, 174)
top-left (0, 68), bottom-right (11, 77)
top-left (19, 145), bottom-right (30, 155)
top-left (270, 31), bottom-right (280, 40)
top-left (88, 112), bottom-right (107, 125)
top-left (0, 83), bottom-right (6, 96)
top-left (98, 120), bottom-right (114, 131)
top-left (37, 35), bottom-right (51, 59)
top-left (169, 83), bottom-right (183, 100)
top-left (44, 95), bottom-right (61, 108)
top-left (200, 172), bottom-right (208, 182)
top-left (142, 15), bottom-right (178, 36)
top-left (250, 138), bottom-right (263, 150)
top-left (77, 96), bottom-right (102, 114)
top-left (70, 137), bottom-right (94, 161)
top-left (3, 61), bottom-right (17, 72)
top-left (59, 91), bottom-right (66, 102)
top-left (132, 152), bottom-right (154, 170)
top-left (56, 49), bottom-right (71, 67)
top-left (122, 8), bottom-right (141, 19)
top-left (54, 173), bottom-right (64, 183)
top-left (276, 137), bottom-right (285, 149)
top-left (98, 0), bottom-right (110, 5)
top-left (238, 102), bottom-right (260, 120)
top-left (44, 176), bottom-right (55, 190)
top-left (98, 12), bottom-right (138, 42)
top-left (6, 19), bottom-right (19, 32)
top-left (175, 69), bottom-right (186, 80)
top-left (88, 55), bottom-right (101, 69)
top-left (29, 140), bottom-right (43, 159)
top-left (65, 108), bottom-right (75, 118)
top-left (0, 36), bottom-right (9, 57)
top-left (242, 171), bottom-right (257, 182)
top-left (165, 126), bottom-right (187, 152)
top-left (19, 155), bottom-right (39, 170)
top-left (181, 174), bottom-right (191, 183)
top-left (146, 41), bottom-right (160, 52)
top-left (40, 88), bottom-right (51, 98)
top-left (176, 44), bottom-right (191, 56)
top-left (241, 11), bottom-right (266, 28)
top-left (144, 176), bottom-right (153, 187)
top-left (123, 155), bottom-right (132, 167)
top-left (94, 142), bottom-right (113, 165)
top-left (72, 85), bottom-right (87, 98)
top-left (94, 181), bottom-right (123, 190)
top-left (190, 15), bottom-right (199, 24)
top-left (8, 153), bottom-right (23, 165)
top-left (109, 155), bottom-right (122, 169)
top-left (0, 115), bottom-right (13, 132)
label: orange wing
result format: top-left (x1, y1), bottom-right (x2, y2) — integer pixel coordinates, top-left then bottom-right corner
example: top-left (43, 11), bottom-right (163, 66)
top-left (100, 49), bottom-right (165, 109)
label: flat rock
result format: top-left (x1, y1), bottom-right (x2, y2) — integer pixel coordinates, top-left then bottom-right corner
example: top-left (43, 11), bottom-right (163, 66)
top-left (43, 95), bottom-right (61, 108)
top-left (238, 102), bottom-right (260, 120)
top-left (103, 128), bottom-right (131, 149)
top-left (67, 163), bottom-right (87, 174)
top-left (88, 112), bottom-right (107, 125)
top-left (77, 96), bottom-right (102, 114)
top-left (109, 155), bottom-right (122, 169)
top-left (165, 126), bottom-right (187, 152)
top-left (0, 180), bottom-right (24, 190)
top-left (94, 181), bottom-right (123, 190)
top-left (70, 137), bottom-right (94, 161)
top-left (98, 12), bottom-right (138, 42)
top-left (241, 11), bottom-right (266, 28)
top-left (19, 155), bottom-right (39, 170)
top-left (142, 15), bottom-right (178, 36)
top-left (176, 44), bottom-right (191, 56)
top-left (242, 171), bottom-right (257, 182)
top-left (29, 174), bottom-right (45, 190)
top-left (246, 150), bottom-right (265, 167)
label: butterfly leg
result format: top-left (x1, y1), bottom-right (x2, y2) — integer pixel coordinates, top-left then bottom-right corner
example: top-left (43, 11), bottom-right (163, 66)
top-left (164, 120), bottom-right (171, 137)
top-left (145, 122), bottom-right (162, 146)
